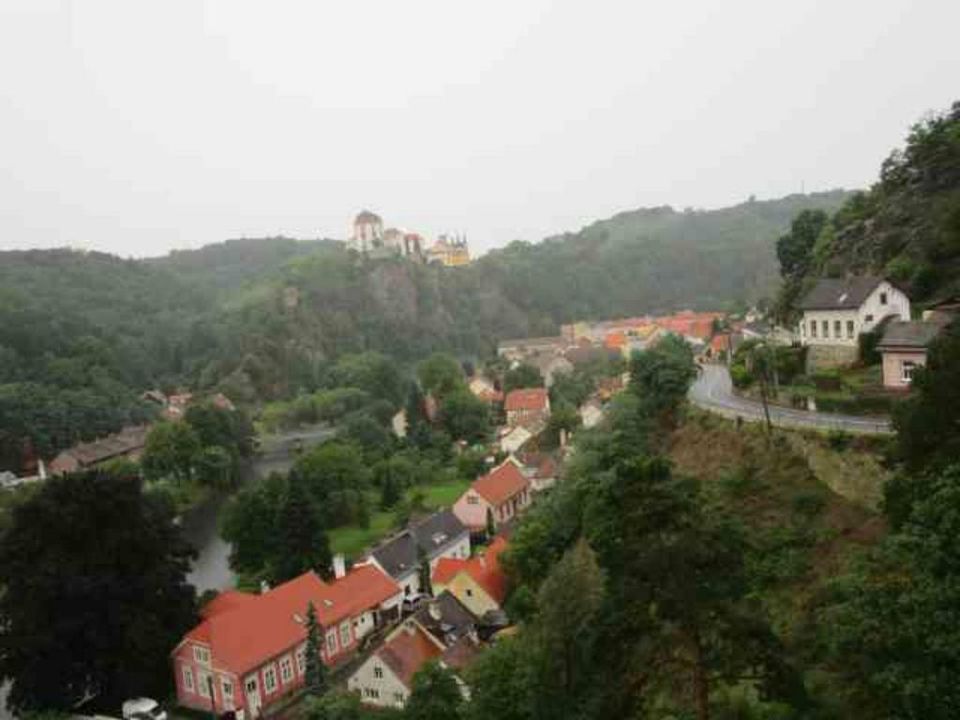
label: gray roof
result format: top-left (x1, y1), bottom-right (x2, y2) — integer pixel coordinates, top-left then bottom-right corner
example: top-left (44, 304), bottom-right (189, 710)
top-left (799, 276), bottom-right (888, 311)
top-left (877, 321), bottom-right (943, 350)
top-left (563, 345), bottom-right (621, 366)
top-left (371, 509), bottom-right (468, 580)
top-left (412, 590), bottom-right (477, 646)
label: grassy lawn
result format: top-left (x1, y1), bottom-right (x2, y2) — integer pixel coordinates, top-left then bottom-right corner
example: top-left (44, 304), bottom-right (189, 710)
top-left (328, 475), bottom-right (471, 559)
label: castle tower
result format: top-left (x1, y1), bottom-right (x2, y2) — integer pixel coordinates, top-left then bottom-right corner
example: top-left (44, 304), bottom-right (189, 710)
top-left (350, 210), bottom-right (383, 253)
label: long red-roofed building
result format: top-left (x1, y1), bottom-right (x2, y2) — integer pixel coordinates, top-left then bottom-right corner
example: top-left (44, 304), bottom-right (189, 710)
top-left (452, 458), bottom-right (531, 534)
top-left (171, 564), bottom-right (402, 717)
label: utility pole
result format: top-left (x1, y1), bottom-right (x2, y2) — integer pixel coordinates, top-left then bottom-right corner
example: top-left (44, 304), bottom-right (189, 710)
top-left (754, 343), bottom-right (774, 441)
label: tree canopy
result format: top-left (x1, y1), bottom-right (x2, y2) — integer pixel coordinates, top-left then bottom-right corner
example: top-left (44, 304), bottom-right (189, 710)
top-left (0, 471), bottom-right (196, 713)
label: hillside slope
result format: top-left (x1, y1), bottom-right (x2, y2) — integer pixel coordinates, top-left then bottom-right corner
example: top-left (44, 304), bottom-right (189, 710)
top-left (0, 191), bottom-right (850, 469)
top-left (777, 101), bottom-right (960, 315)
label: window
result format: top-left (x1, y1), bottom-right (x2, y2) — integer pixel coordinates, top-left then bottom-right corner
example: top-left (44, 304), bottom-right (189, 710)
top-left (466, 494), bottom-right (479, 505)
top-left (880, 292), bottom-right (888, 305)
top-left (198, 671), bottom-right (211, 698)
top-left (182, 665), bottom-right (195, 693)
top-left (193, 646), bottom-right (211, 665)
top-left (221, 679), bottom-right (234, 709)
top-left (394, 692), bottom-right (404, 704)
top-left (280, 656), bottom-right (294, 684)
top-left (810, 321), bottom-right (817, 338)
top-left (340, 621), bottom-right (351, 647)
top-left (371, 689), bottom-right (380, 699)
top-left (404, 584), bottom-right (411, 596)
top-left (245, 677), bottom-right (258, 697)
top-left (465, 588), bottom-right (474, 597)
top-left (263, 665), bottom-right (278, 694)
top-left (834, 320), bottom-right (841, 338)
top-left (374, 665), bottom-right (384, 679)
top-left (847, 320), bottom-right (855, 339)
top-left (822, 320), bottom-right (829, 338)
top-left (902, 361), bottom-right (917, 383)
top-left (326, 629), bottom-right (338, 655)
top-left (296, 645), bottom-right (306, 676)
top-left (865, 314), bottom-right (874, 323)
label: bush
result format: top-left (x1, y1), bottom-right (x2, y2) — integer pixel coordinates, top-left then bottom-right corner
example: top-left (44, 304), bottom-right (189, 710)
top-left (792, 490), bottom-right (827, 519)
top-left (826, 429), bottom-right (852, 451)
top-left (730, 364), bottom-right (754, 388)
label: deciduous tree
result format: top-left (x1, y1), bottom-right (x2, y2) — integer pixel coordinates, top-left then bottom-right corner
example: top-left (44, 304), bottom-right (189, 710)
top-left (0, 471), bottom-right (196, 713)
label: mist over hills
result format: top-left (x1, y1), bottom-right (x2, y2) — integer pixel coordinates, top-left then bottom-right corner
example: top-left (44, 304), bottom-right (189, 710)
top-left (0, 190), bottom-right (851, 469)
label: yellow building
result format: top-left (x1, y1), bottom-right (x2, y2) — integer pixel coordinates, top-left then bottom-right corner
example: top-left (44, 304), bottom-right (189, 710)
top-left (426, 234), bottom-right (470, 267)
top-left (431, 537), bottom-right (508, 617)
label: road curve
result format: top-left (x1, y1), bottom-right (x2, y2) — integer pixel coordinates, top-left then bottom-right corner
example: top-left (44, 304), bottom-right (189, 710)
top-left (689, 363), bottom-right (892, 435)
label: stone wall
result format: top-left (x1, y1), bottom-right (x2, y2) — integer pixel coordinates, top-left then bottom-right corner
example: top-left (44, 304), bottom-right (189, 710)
top-left (806, 343), bottom-right (858, 372)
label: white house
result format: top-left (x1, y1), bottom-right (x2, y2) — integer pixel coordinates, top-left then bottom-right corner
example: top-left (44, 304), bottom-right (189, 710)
top-left (368, 510), bottom-right (471, 598)
top-left (798, 276), bottom-right (910, 369)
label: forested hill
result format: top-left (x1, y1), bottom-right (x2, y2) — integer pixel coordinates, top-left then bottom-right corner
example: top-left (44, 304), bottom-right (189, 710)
top-left (478, 190), bottom-right (851, 320)
top-left (0, 190), bottom-right (849, 469)
top-left (776, 101), bottom-right (960, 317)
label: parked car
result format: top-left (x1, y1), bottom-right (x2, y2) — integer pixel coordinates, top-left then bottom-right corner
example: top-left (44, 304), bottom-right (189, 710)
top-left (122, 698), bottom-right (167, 720)
top-left (401, 592), bottom-right (431, 614)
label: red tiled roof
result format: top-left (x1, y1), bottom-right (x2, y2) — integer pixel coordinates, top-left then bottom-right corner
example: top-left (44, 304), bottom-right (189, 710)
top-left (604, 331), bottom-right (627, 349)
top-left (200, 590), bottom-right (257, 619)
top-left (472, 460), bottom-right (529, 506)
top-left (432, 537), bottom-right (509, 605)
top-left (178, 565), bottom-right (398, 674)
top-left (710, 334), bottom-right (730, 352)
top-left (378, 625), bottom-right (443, 688)
top-left (504, 388), bottom-right (548, 412)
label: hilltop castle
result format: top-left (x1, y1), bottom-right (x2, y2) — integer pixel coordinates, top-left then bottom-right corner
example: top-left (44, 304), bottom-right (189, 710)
top-left (348, 210), bottom-right (470, 266)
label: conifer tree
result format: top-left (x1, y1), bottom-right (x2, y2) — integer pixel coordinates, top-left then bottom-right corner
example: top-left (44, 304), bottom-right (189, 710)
top-left (303, 601), bottom-right (328, 696)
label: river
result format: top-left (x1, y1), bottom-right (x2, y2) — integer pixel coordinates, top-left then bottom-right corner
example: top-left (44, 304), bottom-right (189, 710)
top-left (0, 426), bottom-right (335, 720)
top-left (182, 424), bottom-right (337, 594)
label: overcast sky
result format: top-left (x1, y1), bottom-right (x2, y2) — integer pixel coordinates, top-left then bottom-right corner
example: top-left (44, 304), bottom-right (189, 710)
top-left (1, 1), bottom-right (957, 258)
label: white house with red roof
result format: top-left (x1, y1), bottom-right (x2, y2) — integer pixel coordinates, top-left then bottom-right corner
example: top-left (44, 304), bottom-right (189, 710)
top-left (503, 388), bottom-right (550, 428)
top-left (170, 564), bottom-right (401, 717)
top-left (452, 458), bottom-right (531, 534)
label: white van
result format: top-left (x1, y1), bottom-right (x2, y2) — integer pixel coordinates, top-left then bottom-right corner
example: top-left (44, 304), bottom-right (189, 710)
top-left (122, 698), bottom-right (167, 720)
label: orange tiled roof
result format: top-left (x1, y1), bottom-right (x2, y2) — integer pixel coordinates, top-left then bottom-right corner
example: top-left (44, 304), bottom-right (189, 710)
top-left (178, 565), bottom-right (398, 674)
top-left (472, 461), bottom-right (529, 506)
top-left (378, 625), bottom-right (443, 688)
top-left (504, 388), bottom-right (548, 413)
top-left (432, 537), bottom-right (509, 605)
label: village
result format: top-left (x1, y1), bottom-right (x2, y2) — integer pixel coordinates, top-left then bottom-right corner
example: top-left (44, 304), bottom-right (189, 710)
top-left (2, 272), bottom-right (957, 719)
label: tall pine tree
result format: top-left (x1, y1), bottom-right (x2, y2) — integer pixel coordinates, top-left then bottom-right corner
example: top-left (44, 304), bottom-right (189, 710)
top-left (272, 478), bottom-right (332, 583)
top-left (303, 602), bottom-right (328, 696)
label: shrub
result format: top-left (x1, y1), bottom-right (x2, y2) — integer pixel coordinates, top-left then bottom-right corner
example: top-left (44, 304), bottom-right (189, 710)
top-left (730, 364), bottom-right (754, 388)
top-left (792, 490), bottom-right (827, 519)
top-left (826, 429), bottom-right (852, 451)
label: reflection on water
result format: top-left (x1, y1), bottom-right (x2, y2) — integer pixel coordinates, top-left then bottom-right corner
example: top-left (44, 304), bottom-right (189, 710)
top-left (181, 426), bottom-right (334, 594)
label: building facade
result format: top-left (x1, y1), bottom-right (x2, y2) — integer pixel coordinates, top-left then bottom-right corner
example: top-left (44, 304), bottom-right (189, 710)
top-left (453, 458), bottom-right (531, 533)
top-left (798, 277), bottom-right (911, 370)
top-left (171, 565), bottom-right (401, 718)
top-left (368, 509), bottom-right (471, 598)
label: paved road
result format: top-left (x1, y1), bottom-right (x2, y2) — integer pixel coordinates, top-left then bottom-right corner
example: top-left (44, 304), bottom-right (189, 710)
top-left (689, 363), bottom-right (892, 435)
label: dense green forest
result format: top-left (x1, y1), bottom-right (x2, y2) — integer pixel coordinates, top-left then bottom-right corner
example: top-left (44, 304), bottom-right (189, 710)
top-left (776, 101), bottom-right (960, 319)
top-left (0, 192), bottom-right (849, 470)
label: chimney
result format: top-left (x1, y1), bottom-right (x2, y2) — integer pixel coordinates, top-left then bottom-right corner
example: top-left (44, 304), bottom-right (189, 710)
top-left (260, 580), bottom-right (270, 595)
top-left (333, 554), bottom-right (346, 579)
top-left (38, 459), bottom-right (47, 480)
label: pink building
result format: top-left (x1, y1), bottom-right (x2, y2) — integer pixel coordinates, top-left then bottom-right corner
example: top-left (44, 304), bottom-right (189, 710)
top-left (171, 565), bottom-right (401, 717)
top-left (453, 458), bottom-right (531, 534)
